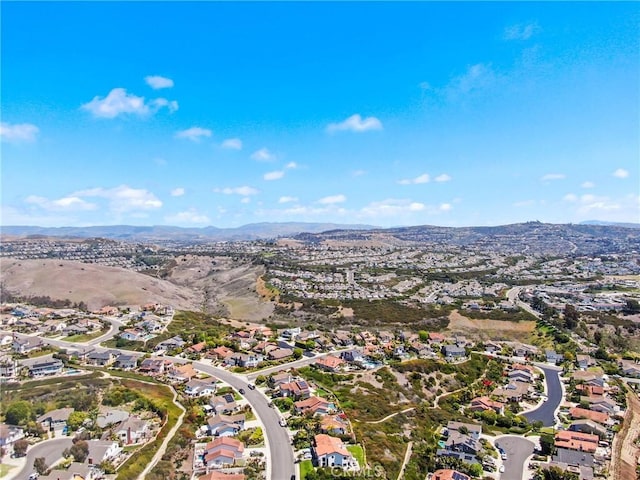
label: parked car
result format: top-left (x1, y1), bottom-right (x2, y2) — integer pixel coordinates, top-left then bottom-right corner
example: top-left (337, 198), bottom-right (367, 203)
top-left (239, 388), bottom-right (245, 394)
top-left (248, 383), bottom-right (255, 390)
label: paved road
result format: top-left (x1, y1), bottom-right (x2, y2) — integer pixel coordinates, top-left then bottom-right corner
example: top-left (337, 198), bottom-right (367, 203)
top-left (524, 364), bottom-right (562, 427)
top-left (496, 435), bottom-right (534, 480)
top-left (194, 361), bottom-right (294, 480)
top-left (12, 437), bottom-right (73, 480)
top-left (246, 348), bottom-right (351, 380)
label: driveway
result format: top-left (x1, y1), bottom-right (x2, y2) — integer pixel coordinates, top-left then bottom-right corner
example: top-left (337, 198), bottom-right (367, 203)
top-left (524, 364), bottom-right (563, 427)
top-left (10, 437), bottom-right (73, 480)
top-left (496, 435), bottom-right (534, 480)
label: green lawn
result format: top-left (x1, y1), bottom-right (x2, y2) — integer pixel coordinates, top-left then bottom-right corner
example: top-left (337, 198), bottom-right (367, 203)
top-left (347, 444), bottom-right (365, 467)
top-left (299, 460), bottom-right (314, 480)
top-left (61, 329), bottom-right (109, 342)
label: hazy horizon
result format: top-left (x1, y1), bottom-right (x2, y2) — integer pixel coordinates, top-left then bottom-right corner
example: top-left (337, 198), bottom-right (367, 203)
top-left (2, 2), bottom-right (638, 229)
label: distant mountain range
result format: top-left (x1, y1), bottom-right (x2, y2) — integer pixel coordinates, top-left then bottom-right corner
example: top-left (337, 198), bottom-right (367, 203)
top-left (0, 222), bottom-right (378, 242)
top-left (1, 221), bottom-right (638, 253)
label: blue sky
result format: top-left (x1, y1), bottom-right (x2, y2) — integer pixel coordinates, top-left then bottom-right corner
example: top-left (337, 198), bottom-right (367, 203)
top-left (1, 2), bottom-right (638, 228)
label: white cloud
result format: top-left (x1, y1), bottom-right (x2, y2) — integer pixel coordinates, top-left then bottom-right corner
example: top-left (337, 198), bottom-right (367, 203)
top-left (170, 187), bottom-right (185, 197)
top-left (175, 127), bottom-right (212, 142)
top-left (398, 173), bottom-right (430, 185)
top-left (612, 168), bottom-right (629, 179)
top-left (81, 88), bottom-right (178, 118)
top-left (285, 162), bottom-right (298, 169)
top-left (251, 148), bottom-right (276, 161)
top-left (25, 195), bottom-right (97, 211)
top-left (326, 114), bottom-right (383, 133)
top-left (439, 203), bottom-right (452, 212)
top-left (215, 186), bottom-right (259, 196)
top-left (165, 209), bottom-right (210, 225)
top-left (264, 170), bottom-right (285, 181)
top-left (581, 181), bottom-right (595, 189)
top-left (0, 122), bottom-right (39, 143)
top-left (541, 173), bottom-right (566, 181)
top-left (448, 63), bottom-right (495, 95)
top-left (221, 138), bottom-right (243, 150)
top-left (278, 196), bottom-right (298, 204)
top-left (240, 197), bottom-right (251, 204)
top-left (352, 169), bottom-right (367, 177)
top-left (434, 174), bottom-right (452, 183)
top-left (145, 75), bottom-right (174, 89)
top-left (72, 185), bottom-right (162, 212)
top-left (318, 194), bottom-right (347, 205)
top-left (504, 22), bottom-right (539, 41)
top-left (563, 194), bottom-right (578, 202)
top-left (513, 200), bottom-right (536, 207)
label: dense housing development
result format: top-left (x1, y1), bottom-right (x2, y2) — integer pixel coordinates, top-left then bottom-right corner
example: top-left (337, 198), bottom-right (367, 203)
top-left (0, 223), bottom-right (639, 480)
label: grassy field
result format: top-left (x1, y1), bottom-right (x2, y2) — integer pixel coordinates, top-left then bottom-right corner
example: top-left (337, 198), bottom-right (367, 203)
top-left (347, 444), bottom-right (365, 467)
top-left (0, 464), bottom-right (15, 478)
top-left (299, 460), bottom-right (314, 480)
top-left (61, 329), bottom-right (109, 343)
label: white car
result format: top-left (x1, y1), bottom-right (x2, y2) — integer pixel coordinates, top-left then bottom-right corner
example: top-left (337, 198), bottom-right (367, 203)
top-left (499, 465), bottom-right (505, 473)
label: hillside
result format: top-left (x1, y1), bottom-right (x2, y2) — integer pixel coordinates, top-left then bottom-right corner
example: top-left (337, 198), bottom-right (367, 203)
top-left (0, 258), bottom-right (200, 311)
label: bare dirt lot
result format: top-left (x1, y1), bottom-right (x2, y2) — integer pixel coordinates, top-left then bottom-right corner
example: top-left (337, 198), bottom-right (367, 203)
top-left (0, 258), bottom-right (199, 311)
top-left (447, 310), bottom-right (536, 341)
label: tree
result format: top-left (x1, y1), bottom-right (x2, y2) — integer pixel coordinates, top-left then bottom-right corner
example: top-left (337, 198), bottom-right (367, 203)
top-left (13, 439), bottom-right (29, 457)
top-left (33, 457), bottom-right (48, 476)
top-left (563, 305), bottom-right (579, 330)
top-left (66, 411), bottom-right (88, 431)
top-left (293, 348), bottom-right (303, 360)
top-left (5, 401), bottom-right (33, 426)
top-left (593, 330), bottom-right (603, 346)
top-left (540, 433), bottom-right (555, 455)
top-left (67, 440), bottom-right (89, 463)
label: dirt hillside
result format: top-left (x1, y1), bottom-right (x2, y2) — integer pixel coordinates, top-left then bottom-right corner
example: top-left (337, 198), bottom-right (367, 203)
top-left (0, 258), bottom-right (200, 311)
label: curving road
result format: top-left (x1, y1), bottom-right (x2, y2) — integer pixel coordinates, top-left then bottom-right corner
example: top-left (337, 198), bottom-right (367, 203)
top-left (12, 437), bottom-right (73, 480)
top-left (524, 364), bottom-right (563, 427)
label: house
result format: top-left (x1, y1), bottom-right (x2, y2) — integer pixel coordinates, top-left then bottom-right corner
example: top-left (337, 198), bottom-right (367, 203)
top-left (568, 407), bottom-right (610, 425)
top-left (469, 396), bottom-right (505, 415)
top-left (508, 369), bottom-right (534, 383)
top-left (279, 380), bottom-right (311, 400)
top-left (428, 332), bottom-right (446, 344)
top-left (38, 407), bottom-right (74, 431)
top-left (188, 341), bottom-right (208, 356)
top-left (513, 343), bottom-right (538, 358)
top-left (138, 358), bottom-right (172, 376)
top-left (552, 447), bottom-right (594, 468)
top-left (0, 423), bottom-right (24, 448)
top-left (492, 381), bottom-right (531, 402)
top-left (86, 351), bottom-right (117, 367)
top-left (313, 434), bottom-right (356, 468)
top-left (267, 347), bottom-right (294, 361)
top-left (206, 413), bottom-right (245, 437)
top-left (546, 350), bottom-right (564, 365)
top-left (340, 350), bottom-right (364, 365)
top-left (28, 358), bottom-right (64, 377)
top-left (333, 331), bottom-right (353, 347)
top-left (210, 394), bottom-right (239, 414)
top-left (568, 420), bottom-right (608, 440)
top-left (570, 371), bottom-right (604, 387)
top-left (576, 355), bottom-right (595, 370)
top-left (210, 345), bottom-right (235, 361)
top-left (96, 409), bottom-right (130, 428)
top-left (155, 335), bottom-right (186, 353)
top-left (70, 346), bottom-right (96, 363)
top-left (315, 355), bottom-right (345, 372)
top-left (320, 415), bottom-right (349, 436)
top-left (433, 470), bottom-right (471, 480)
top-left (442, 345), bottom-right (466, 360)
top-left (0, 357), bottom-right (18, 382)
top-left (437, 421), bottom-right (481, 464)
top-left (575, 384), bottom-right (604, 398)
top-left (116, 416), bottom-right (149, 445)
top-left (119, 329), bottom-right (145, 342)
top-left (227, 353), bottom-right (262, 369)
top-left (584, 396), bottom-right (617, 415)
top-left (38, 462), bottom-right (102, 480)
top-left (185, 378), bottom-right (219, 398)
top-left (295, 396), bottom-right (336, 416)
top-left (114, 354), bottom-right (137, 370)
top-left (12, 336), bottom-right (44, 355)
top-left (269, 371), bottom-right (294, 388)
top-left (281, 327), bottom-right (301, 340)
top-left (484, 342), bottom-right (501, 354)
top-left (166, 363), bottom-right (197, 383)
top-left (620, 360), bottom-right (640, 378)
top-left (555, 430), bottom-right (598, 453)
top-left (86, 440), bottom-right (122, 464)
top-left (203, 437), bottom-right (244, 467)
